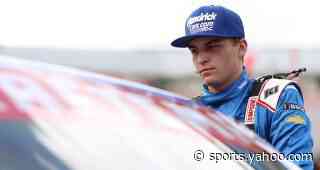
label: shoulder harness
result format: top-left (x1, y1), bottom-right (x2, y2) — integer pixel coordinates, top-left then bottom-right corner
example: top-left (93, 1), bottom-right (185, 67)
top-left (244, 68), bottom-right (306, 131)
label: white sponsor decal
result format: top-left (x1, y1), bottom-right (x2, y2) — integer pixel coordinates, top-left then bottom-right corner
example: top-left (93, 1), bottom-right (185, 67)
top-left (187, 12), bottom-right (217, 34)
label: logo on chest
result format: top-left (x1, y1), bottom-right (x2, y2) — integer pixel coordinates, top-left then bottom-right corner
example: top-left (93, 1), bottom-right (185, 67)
top-left (245, 96), bottom-right (258, 124)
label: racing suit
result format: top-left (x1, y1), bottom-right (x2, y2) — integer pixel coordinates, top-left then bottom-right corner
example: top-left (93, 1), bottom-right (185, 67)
top-left (196, 68), bottom-right (314, 170)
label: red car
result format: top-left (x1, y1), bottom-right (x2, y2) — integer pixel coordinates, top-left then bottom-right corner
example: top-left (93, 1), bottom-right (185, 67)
top-left (0, 56), bottom-right (301, 170)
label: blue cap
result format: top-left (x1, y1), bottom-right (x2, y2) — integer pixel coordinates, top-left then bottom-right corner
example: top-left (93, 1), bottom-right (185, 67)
top-left (171, 5), bottom-right (245, 48)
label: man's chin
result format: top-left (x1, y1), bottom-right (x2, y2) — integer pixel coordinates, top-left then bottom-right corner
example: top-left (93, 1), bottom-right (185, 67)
top-left (208, 82), bottom-right (223, 87)
top-left (204, 79), bottom-right (223, 88)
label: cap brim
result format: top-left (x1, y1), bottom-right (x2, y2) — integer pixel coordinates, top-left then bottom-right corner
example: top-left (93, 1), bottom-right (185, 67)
top-left (171, 34), bottom-right (222, 48)
top-left (170, 36), bottom-right (193, 48)
top-left (171, 33), bottom-right (243, 48)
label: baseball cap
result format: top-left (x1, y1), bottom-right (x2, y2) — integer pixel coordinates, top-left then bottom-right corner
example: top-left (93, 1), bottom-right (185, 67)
top-left (171, 5), bottom-right (245, 48)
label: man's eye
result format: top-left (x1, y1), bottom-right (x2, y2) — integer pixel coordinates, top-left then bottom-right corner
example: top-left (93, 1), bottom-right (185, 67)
top-left (208, 44), bottom-right (222, 48)
top-left (189, 48), bottom-right (198, 54)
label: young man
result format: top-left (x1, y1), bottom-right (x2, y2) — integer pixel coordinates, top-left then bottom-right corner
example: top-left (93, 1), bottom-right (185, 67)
top-left (171, 5), bottom-right (314, 169)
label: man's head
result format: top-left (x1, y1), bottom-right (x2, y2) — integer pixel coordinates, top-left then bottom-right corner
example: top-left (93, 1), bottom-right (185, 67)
top-left (171, 5), bottom-right (247, 92)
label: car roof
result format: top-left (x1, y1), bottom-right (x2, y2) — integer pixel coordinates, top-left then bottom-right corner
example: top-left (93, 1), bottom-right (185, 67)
top-left (0, 55), bottom-right (300, 170)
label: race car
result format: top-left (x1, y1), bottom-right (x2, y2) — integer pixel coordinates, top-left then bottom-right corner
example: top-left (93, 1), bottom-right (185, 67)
top-left (0, 55), bottom-right (301, 170)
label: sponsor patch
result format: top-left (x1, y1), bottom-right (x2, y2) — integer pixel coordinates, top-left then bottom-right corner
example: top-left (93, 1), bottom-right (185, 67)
top-left (245, 96), bottom-right (258, 124)
top-left (284, 103), bottom-right (305, 112)
top-left (264, 85), bottom-right (279, 99)
top-left (286, 115), bottom-right (305, 125)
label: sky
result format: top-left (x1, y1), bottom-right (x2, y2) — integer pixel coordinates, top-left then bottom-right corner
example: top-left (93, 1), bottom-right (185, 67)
top-left (0, 0), bottom-right (319, 49)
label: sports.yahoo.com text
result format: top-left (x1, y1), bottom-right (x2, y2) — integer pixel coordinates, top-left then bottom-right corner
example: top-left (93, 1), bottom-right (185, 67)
top-left (193, 149), bottom-right (313, 164)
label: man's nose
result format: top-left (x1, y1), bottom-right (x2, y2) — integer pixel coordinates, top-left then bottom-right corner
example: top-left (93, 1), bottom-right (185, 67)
top-left (197, 52), bottom-right (210, 65)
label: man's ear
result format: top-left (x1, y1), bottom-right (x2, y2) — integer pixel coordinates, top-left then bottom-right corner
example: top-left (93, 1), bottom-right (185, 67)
top-left (239, 39), bottom-right (248, 60)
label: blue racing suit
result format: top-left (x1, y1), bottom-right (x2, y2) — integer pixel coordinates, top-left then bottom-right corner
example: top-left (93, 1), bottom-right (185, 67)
top-left (197, 68), bottom-right (314, 170)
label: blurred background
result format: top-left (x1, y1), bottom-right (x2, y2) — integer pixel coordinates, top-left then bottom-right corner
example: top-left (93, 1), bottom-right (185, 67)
top-left (0, 0), bottom-right (319, 166)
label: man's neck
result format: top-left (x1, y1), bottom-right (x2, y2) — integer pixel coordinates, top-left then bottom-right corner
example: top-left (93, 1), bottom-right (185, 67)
top-left (208, 84), bottom-right (227, 93)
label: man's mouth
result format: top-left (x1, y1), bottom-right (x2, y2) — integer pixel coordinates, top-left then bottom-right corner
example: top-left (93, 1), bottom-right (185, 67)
top-left (199, 68), bottom-right (216, 74)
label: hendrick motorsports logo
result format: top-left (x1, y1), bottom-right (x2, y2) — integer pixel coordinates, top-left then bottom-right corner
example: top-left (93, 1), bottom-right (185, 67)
top-left (187, 12), bottom-right (217, 33)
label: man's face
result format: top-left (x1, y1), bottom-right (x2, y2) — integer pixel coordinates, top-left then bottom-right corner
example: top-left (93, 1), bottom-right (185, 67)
top-left (188, 37), bottom-right (247, 88)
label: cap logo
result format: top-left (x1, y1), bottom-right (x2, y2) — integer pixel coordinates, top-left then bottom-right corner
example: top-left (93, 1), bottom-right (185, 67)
top-left (187, 12), bottom-right (217, 33)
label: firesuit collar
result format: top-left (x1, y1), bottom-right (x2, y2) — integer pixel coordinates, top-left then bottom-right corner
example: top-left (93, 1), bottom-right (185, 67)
top-left (200, 68), bottom-right (249, 105)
